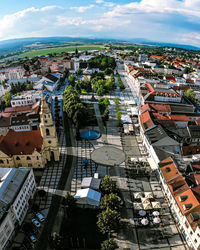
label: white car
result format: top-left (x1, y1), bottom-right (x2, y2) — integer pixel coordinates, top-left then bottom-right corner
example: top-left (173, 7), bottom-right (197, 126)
top-left (36, 212), bottom-right (45, 222)
top-left (32, 218), bottom-right (41, 228)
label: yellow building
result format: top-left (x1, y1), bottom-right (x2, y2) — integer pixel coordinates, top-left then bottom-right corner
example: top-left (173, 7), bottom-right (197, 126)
top-left (0, 94), bottom-right (60, 168)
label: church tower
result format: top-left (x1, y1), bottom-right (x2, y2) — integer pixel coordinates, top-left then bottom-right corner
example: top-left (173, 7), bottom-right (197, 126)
top-left (39, 93), bottom-right (60, 162)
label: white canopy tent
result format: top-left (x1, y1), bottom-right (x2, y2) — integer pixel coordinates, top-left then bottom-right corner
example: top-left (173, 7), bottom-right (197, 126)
top-left (134, 192), bottom-right (144, 199)
top-left (152, 201), bottom-right (161, 209)
top-left (133, 202), bottom-right (143, 210)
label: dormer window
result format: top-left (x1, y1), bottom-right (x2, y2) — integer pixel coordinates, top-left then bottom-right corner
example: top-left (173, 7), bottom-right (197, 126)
top-left (183, 203), bottom-right (193, 211)
top-left (179, 195), bottom-right (188, 202)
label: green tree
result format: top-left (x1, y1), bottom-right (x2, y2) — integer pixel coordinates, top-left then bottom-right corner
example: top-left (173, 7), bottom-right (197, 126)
top-left (101, 238), bottom-right (118, 250)
top-left (64, 192), bottom-right (76, 208)
top-left (3, 92), bottom-right (11, 107)
top-left (184, 89), bottom-right (195, 101)
top-left (104, 67), bottom-right (114, 75)
top-left (76, 67), bottom-right (83, 75)
top-left (68, 74), bottom-right (76, 87)
top-left (97, 207), bottom-right (120, 234)
top-left (100, 193), bottom-right (121, 210)
top-left (100, 175), bottom-right (118, 195)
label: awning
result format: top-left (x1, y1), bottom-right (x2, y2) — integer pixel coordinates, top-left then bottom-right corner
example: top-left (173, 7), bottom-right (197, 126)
top-left (133, 202), bottom-right (143, 210)
top-left (134, 192), bottom-right (144, 199)
top-left (144, 192), bottom-right (153, 199)
top-left (141, 198), bottom-right (151, 204)
top-left (152, 202), bottom-right (161, 209)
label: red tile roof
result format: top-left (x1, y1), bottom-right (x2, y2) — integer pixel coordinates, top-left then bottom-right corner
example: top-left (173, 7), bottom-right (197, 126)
top-left (175, 189), bottom-right (200, 215)
top-left (4, 106), bottom-right (32, 113)
top-left (0, 112), bottom-right (12, 118)
top-left (150, 104), bottom-right (171, 113)
top-left (168, 175), bottom-right (189, 197)
top-left (159, 157), bottom-right (181, 182)
top-left (139, 110), bottom-right (155, 131)
top-left (169, 115), bottom-right (189, 122)
top-left (183, 146), bottom-right (200, 156)
top-left (0, 130), bottom-right (43, 156)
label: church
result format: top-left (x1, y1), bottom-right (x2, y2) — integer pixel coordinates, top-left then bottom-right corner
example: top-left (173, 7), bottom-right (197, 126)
top-left (0, 93), bottom-right (60, 168)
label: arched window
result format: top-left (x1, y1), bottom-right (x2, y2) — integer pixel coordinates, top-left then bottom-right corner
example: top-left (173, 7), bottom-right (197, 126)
top-left (46, 128), bottom-right (50, 136)
top-left (0, 160), bottom-right (3, 164)
top-left (16, 157), bottom-right (20, 160)
top-left (26, 156), bottom-right (31, 160)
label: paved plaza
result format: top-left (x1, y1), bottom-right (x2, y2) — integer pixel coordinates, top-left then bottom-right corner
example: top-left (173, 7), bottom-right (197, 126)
top-left (91, 145), bottom-right (126, 166)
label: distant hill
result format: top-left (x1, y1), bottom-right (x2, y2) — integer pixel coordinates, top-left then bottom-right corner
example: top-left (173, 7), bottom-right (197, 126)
top-left (0, 36), bottom-right (199, 56)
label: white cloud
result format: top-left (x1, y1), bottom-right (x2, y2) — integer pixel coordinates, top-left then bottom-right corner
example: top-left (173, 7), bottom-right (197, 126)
top-left (70, 4), bottom-right (94, 13)
top-left (179, 32), bottom-right (200, 46)
top-left (104, 0), bottom-right (200, 18)
top-left (0, 6), bottom-right (62, 39)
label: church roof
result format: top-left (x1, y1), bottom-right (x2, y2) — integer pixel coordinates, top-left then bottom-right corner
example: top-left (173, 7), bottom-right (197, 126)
top-left (0, 130), bottom-right (43, 156)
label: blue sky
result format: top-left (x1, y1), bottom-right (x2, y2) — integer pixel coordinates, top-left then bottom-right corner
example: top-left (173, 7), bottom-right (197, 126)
top-left (0, 0), bottom-right (200, 46)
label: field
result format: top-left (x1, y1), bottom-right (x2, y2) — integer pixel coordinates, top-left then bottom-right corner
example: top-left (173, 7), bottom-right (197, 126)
top-left (17, 45), bottom-right (106, 58)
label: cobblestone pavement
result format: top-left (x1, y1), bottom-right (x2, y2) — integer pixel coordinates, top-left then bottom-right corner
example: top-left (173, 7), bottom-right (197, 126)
top-left (36, 129), bottom-right (68, 209)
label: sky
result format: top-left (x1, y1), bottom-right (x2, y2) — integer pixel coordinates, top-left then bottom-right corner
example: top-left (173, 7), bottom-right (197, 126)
top-left (0, 0), bottom-right (200, 46)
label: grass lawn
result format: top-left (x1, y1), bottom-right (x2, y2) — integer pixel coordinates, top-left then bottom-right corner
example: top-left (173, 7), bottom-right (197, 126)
top-left (60, 208), bottom-right (106, 249)
top-left (17, 45), bottom-right (105, 58)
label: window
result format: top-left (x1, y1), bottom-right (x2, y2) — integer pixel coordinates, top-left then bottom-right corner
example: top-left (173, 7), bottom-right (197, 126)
top-left (18, 163), bottom-right (22, 167)
top-left (26, 156), bottom-right (31, 160)
top-left (194, 239), bottom-right (197, 244)
top-left (48, 140), bottom-right (51, 144)
top-left (16, 156), bottom-right (20, 160)
top-left (36, 156), bottom-right (39, 160)
top-left (185, 222), bottom-right (189, 229)
top-left (45, 120), bottom-right (48, 124)
top-left (28, 163), bottom-right (32, 168)
top-left (0, 160), bottom-right (3, 164)
top-left (190, 231), bottom-right (193, 235)
top-left (46, 128), bottom-right (50, 136)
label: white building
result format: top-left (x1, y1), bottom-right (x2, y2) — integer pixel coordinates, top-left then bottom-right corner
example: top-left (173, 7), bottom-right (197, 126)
top-left (0, 168), bottom-right (36, 250)
top-left (11, 90), bottom-right (41, 107)
top-left (0, 85), bottom-right (5, 97)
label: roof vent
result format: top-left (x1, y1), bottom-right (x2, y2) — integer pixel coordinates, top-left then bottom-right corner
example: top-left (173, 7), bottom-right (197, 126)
top-left (183, 203), bottom-right (193, 211)
top-left (166, 167), bottom-right (171, 172)
top-left (179, 195), bottom-right (188, 202)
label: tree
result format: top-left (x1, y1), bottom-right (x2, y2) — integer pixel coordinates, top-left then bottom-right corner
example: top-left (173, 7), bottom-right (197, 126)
top-left (100, 175), bottom-right (118, 195)
top-left (76, 67), bottom-right (83, 76)
top-left (3, 92), bottom-right (11, 107)
top-left (100, 193), bottom-right (121, 211)
top-left (184, 89), bottom-right (195, 101)
top-left (101, 238), bottom-right (118, 250)
top-left (68, 74), bottom-right (76, 87)
top-left (104, 67), bottom-right (114, 75)
top-left (75, 48), bottom-right (78, 56)
top-left (64, 192), bottom-right (76, 208)
top-left (97, 207), bottom-right (120, 234)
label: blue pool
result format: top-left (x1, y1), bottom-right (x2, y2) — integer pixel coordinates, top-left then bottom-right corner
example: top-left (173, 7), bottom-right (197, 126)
top-left (80, 130), bottom-right (100, 140)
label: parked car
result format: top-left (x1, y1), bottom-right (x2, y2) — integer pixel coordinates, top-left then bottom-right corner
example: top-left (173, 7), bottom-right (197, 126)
top-left (29, 235), bottom-right (37, 243)
top-left (36, 212), bottom-right (45, 222)
top-left (32, 218), bottom-right (40, 228)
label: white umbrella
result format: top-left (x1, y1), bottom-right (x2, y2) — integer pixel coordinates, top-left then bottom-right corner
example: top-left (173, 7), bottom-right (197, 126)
top-left (131, 157), bottom-right (138, 162)
top-left (133, 202), bottom-right (143, 210)
top-left (134, 192), bottom-right (144, 199)
top-left (145, 192), bottom-right (153, 199)
top-left (153, 217), bottom-right (161, 224)
top-left (141, 197), bottom-right (150, 204)
top-left (139, 210), bottom-right (146, 216)
top-left (152, 201), bottom-right (161, 209)
top-left (152, 211), bottom-right (160, 216)
top-left (141, 218), bottom-right (149, 225)
top-left (143, 202), bottom-right (152, 210)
